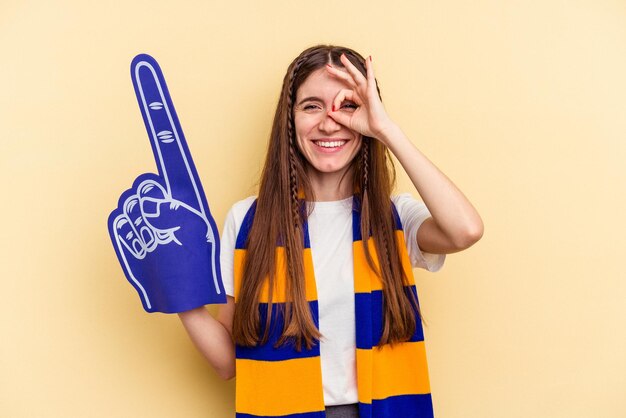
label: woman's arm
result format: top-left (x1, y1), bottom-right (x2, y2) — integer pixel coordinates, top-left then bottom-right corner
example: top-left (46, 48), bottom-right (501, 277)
top-left (177, 295), bottom-right (236, 380)
top-left (326, 54), bottom-right (484, 254)
top-left (379, 124), bottom-right (483, 254)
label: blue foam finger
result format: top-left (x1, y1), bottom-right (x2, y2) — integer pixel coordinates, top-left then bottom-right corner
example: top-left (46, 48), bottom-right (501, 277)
top-left (108, 55), bottom-right (226, 313)
top-left (131, 55), bottom-right (204, 211)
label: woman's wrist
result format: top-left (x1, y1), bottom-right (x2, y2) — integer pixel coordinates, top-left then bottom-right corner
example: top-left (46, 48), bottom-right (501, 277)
top-left (177, 306), bottom-right (208, 322)
top-left (374, 120), bottom-right (404, 147)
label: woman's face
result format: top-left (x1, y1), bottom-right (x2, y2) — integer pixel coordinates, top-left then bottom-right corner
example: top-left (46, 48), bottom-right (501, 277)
top-left (293, 67), bottom-right (362, 178)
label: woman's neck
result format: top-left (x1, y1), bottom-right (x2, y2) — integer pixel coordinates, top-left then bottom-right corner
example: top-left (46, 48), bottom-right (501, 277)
top-left (307, 167), bottom-right (354, 202)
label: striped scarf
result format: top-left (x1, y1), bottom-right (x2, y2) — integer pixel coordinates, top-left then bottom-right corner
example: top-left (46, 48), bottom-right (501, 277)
top-left (232, 197), bottom-right (434, 418)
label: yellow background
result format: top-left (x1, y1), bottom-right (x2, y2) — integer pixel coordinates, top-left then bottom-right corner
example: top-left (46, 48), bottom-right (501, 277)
top-left (1, 0), bottom-right (625, 417)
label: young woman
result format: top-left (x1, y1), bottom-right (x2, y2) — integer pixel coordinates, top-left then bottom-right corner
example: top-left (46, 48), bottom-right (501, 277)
top-left (178, 45), bottom-right (483, 418)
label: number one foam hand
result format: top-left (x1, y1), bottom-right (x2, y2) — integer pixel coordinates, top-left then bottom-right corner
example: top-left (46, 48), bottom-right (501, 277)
top-left (108, 54), bottom-right (226, 313)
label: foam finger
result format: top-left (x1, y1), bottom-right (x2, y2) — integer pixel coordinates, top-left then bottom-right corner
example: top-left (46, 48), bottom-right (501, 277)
top-left (138, 225), bottom-right (156, 251)
top-left (112, 214), bottom-right (144, 259)
top-left (131, 54), bottom-right (205, 213)
top-left (108, 212), bottom-right (152, 310)
top-left (122, 195), bottom-right (147, 251)
top-left (137, 179), bottom-right (169, 217)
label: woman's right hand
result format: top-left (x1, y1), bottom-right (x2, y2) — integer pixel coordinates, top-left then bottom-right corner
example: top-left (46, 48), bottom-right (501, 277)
top-left (178, 296), bottom-right (236, 380)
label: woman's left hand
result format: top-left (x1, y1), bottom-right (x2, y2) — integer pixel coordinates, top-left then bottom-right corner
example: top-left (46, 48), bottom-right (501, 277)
top-left (326, 54), bottom-right (396, 144)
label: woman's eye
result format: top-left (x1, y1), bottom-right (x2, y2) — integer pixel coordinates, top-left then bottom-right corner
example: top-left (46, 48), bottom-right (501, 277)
top-left (303, 104), bottom-right (321, 111)
top-left (341, 102), bottom-right (358, 110)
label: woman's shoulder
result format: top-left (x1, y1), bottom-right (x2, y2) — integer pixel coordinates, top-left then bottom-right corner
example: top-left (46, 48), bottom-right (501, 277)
top-left (222, 196), bottom-right (257, 246)
top-left (390, 192), bottom-right (430, 224)
top-left (230, 195), bottom-right (257, 212)
top-left (227, 195), bottom-right (258, 223)
top-left (391, 192), bottom-right (425, 210)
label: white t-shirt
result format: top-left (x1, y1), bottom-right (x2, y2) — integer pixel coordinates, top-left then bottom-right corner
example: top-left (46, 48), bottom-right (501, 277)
top-left (220, 193), bottom-right (445, 406)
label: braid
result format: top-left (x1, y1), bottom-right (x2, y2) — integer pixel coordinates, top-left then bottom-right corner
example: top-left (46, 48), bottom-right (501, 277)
top-left (288, 144), bottom-right (300, 228)
top-left (279, 52), bottom-right (323, 351)
top-left (286, 55), bottom-right (309, 229)
top-left (361, 138), bottom-right (370, 195)
top-left (360, 137), bottom-right (381, 279)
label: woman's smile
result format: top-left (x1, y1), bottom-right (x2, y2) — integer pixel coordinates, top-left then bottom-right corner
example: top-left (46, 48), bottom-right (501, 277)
top-left (311, 138), bottom-right (349, 152)
top-left (294, 68), bottom-right (362, 176)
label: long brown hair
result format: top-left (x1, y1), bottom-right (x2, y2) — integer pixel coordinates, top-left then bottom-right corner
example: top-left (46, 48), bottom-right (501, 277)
top-left (232, 45), bottom-right (422, 351)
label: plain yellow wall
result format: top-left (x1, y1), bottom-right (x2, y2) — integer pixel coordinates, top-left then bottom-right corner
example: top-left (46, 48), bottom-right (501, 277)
top-left (1, 0), bottom-right (625, 417)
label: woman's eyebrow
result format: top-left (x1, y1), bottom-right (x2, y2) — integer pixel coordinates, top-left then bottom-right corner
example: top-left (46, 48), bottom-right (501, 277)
top-left (296, 96), bottom-right (324, 106)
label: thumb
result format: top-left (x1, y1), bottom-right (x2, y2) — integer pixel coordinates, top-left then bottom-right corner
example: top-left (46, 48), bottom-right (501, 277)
top-left (327, 109), bottom-right (352, 130)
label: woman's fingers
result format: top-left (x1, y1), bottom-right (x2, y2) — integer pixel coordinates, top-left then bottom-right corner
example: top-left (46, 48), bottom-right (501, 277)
top-left (339, 54), bottom-right (367, 88)
top-left (330, 89), bottom-right (356, 130)
top-left (329, 89), bottom-right (365, 133)
top-left (325, 54), bottom-right (385, 137)
top-left (326, 65), bottom-right (358, 89)
top-left (326, 54), bottom-right (376, 96)
top-left (328, 54), bottom-right (378, 103)
top-left (332, 88), bottom-right (361, 111)
top-left (365, 55), bottom-right (377, 95)
top-left (327, 107), bottom-right (351, 129)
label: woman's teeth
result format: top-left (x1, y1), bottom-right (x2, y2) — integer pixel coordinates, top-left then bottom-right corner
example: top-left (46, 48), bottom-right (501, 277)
top-left (315, 140), bottom-right (346, 148)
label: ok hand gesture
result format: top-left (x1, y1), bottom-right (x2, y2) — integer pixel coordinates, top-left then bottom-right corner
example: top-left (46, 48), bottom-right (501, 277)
top-left (325, 54), bottom-right (396, 143)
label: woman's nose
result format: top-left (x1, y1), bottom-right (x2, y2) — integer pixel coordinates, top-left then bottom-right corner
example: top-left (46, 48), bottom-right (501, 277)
top-left (317, 110), bottom-right (342, 133)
